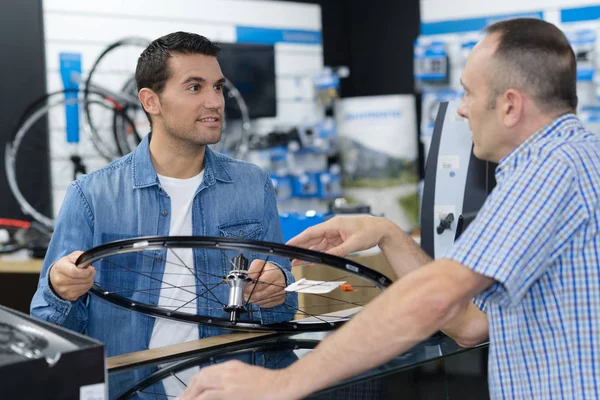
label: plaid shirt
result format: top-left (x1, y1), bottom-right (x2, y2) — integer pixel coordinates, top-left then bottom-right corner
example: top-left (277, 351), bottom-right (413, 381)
top-left (446, 114), bottom-right (600, 399)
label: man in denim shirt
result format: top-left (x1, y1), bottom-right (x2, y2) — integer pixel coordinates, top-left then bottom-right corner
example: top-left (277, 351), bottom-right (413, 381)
top-left (30, 32), bottom-right (297, 398)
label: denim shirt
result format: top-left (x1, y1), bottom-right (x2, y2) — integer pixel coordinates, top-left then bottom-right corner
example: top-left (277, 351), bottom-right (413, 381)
top-left (30, 134), bottom-right (297, 398)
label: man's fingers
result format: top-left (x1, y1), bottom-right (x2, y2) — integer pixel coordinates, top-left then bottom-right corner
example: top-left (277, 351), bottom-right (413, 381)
top-left (287, 236), bottom-right (324, 250)
top-left (67, 250), bottom-right (85, 264)
top-left (245, 282), bottom-right (282, 303)
top-left (182, 363), bottom-right (239, 400)
top-left (246, 261), bottom-right (285, 283)
top-left (186, 367), bottom-right (216, 393)
top-left (324, 245), bottom-right (349, 258)
top-left (286, 224), bottom-right (328, 247)
top-left (326, 235), bottom-right (367, 257)
top-left (251, 295), bottom-right (285, 308)
top-left (244, 280), bottom-right (280, 298)
top-left (306, 237), bottom-right (331, 252)
top-left (244, 267), bottom-right (286, 305)
top-left (246, 260), bottom-right (272, 278)
top-left (65, 283), bottom-right (95, 298)
top-left (245, 274), bottom-right (285, 305)
top-left (62, 264), bottom-right (96, 280)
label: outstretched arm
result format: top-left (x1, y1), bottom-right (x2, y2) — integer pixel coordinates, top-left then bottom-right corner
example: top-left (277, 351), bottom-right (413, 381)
top-left (180, 259), bottom-right (494, 400)
top-left (287, 215), bottom-right (489, 347)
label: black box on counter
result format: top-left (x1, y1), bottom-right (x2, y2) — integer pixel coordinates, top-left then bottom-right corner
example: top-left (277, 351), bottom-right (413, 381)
top-left (0, 304), bottom-right (106, 399)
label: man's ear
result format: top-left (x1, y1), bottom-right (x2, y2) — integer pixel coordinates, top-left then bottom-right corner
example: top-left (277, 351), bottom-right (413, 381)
top-left (502, 89), bottom-right (523, 128)
top-left (138, 88), bottom-right (161, 118)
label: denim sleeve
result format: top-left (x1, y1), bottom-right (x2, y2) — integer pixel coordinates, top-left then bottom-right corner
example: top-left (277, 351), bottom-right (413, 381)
top-left (258, 175), bottom-right (298, 324)
top-left (30, 181), bottom-right (94, 333)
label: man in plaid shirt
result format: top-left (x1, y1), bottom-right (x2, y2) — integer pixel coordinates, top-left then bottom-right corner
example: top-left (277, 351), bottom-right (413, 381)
top-left (181, 18), bottom-right (600, 400)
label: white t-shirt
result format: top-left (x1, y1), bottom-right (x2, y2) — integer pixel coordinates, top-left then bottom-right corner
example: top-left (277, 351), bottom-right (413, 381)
top-left (148, 170), bottom-right (204, 395)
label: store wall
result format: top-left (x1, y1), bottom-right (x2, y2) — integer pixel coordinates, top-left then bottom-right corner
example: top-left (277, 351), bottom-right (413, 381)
top-left (42, 0), bottom-right (324, 217)
top-left (416, 1), bottom-right (600, 161)
top-left (421, 0), bottom-right (600, 23)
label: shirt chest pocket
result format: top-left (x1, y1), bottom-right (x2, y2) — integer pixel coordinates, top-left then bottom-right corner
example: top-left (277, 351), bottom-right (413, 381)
top-left (218, 220), bottom-right (263, 274)
top-left (218, 220), bottom-right (263, 240)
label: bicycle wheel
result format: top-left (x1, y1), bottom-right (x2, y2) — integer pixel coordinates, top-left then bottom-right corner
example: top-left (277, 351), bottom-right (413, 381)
top-left (4, 90), bottom-right (137, 229)
top-left (111, 76), bottom-right (145, 156)
top-left (209, 79), bottom-right (252, 160)
top-left (114, 336), bottom-right (317, 399)
top-left (76, 236), bottom-right (392, 333)
top-left (114, 331), bottom-right (402, 400)
top-left (83, 37), bottom-right (150, 157)
top-left (0, 321), bottom-right (49, 361)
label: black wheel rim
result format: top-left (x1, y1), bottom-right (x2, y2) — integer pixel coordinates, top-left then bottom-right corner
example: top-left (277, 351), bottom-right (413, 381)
top-left (77, 236), bottom-right (392, 333)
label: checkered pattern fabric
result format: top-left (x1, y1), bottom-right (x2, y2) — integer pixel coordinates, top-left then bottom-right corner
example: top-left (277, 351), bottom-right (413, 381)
top-left (446, 114), bottom-right (600, 399)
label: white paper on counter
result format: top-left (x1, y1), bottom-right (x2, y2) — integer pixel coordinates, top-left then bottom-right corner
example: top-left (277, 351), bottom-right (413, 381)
top-left (285, 278), bottom-right (346, 294)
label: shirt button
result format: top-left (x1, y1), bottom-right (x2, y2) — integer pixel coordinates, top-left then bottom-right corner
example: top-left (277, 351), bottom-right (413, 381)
top-left (161, 211), bottom-right (168, 216)
top-left (239, 231), bottom-right (245, 237)
top-left (156, 256), bottom-right (163, 262)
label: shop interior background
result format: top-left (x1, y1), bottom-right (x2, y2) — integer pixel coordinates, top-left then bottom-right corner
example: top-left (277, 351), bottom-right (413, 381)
top-left (2, 0), bottom-right (600, 238)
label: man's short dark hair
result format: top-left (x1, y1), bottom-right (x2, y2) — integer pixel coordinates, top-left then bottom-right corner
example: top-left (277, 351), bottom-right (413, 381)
top-left (135, 31), bottom-right (221, 124)
top-left (485, 18), bottom-right (577, 112)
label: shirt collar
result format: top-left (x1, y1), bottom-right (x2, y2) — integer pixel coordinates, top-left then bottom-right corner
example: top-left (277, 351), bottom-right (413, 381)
top-left (495, 113), bottom-right (580, 179)
top-left (131, 133), bottom-right (233, 189)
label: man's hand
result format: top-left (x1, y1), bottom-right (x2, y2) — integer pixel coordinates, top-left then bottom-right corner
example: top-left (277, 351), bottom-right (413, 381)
top-left (179, 360), bottom-right (293, 400)
top-left (286, 215), bottom-right (393, 259)
top-left (244, 260), bottom-right (286, 308)
top-left (49, 251), bottom-right (96, 301)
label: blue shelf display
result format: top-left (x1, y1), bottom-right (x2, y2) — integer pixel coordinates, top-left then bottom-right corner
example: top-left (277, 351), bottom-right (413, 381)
top-left (279, 211), bottom-right (333, 242)
top-left (414, 40), bottom-right (449, 85)
top-left (566, 29), bottom-right (596, 82)
top-left (271, 173), bottom-right (292, 202)
top-left (317, 169), bottom-right (342, 199)
top-left (291, 172), bottom-right (319, 198)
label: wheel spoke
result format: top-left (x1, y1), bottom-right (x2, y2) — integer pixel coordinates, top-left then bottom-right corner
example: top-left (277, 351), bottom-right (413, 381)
top-left (244, 256), bottom-right (271, 308)
top-left (168, 248), bottom-right (226, 307)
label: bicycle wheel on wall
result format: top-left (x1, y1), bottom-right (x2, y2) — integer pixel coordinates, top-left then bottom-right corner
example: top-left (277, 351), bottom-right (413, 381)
top-left (209, 79), bottom-right (252, 160)
top-left (83, 37), bottom-right (150, 157)
top-left (76, 236), bottom-right (392, 332)
top-left (4, 90), bottom-right (137, 230)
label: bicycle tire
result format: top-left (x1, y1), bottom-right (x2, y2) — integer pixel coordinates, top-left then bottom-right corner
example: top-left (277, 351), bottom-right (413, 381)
top-left (115, 336), bottom-right (318, 399)
top-left (5, 91), bottom-right (137, 229)
top-left (83, 37), bottom-right (150, 157)
top-left (76, 236), bottom-right (392, 333)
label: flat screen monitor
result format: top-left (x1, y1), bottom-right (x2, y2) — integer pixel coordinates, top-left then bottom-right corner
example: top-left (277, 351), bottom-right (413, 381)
top-left (217, 42), bottom-right (277, 119)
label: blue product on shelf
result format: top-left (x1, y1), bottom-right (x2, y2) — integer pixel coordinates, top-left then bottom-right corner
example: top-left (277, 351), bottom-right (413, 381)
top-left (270, 173), bottom-right (292, 202)
top-left (414, 39), bottom-right (449, 85)
top-left (317, 170), bottom-right (342, 199)
top-left (269, 146), bottom-right (288, 172)
top-left (566, 29), bottom-right (596, 81)
top-left (579, 105), bottom-right (600, 136)
top-left (291, 173), bottom-right (319, 197)
top-left (317, 117), bottom-right (337, 139)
